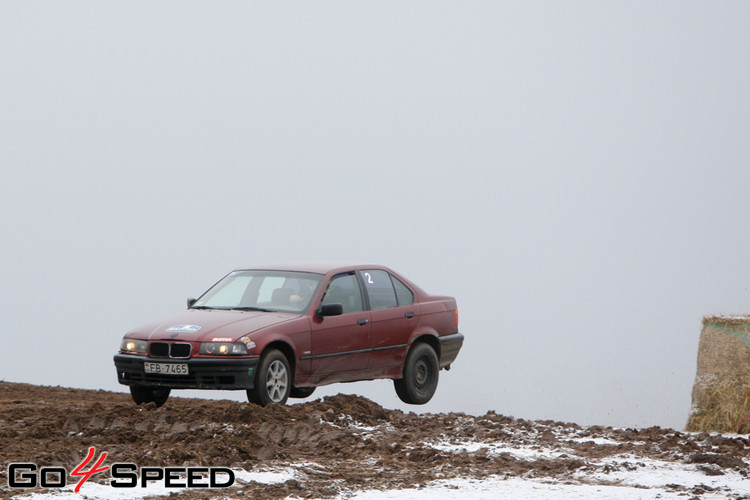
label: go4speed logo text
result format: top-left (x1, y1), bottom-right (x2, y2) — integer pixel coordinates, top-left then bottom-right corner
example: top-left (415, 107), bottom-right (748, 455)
top-left (8, 447), bottom-right (234, 493)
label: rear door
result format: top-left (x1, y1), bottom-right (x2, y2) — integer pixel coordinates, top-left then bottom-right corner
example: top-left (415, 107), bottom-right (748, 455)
top-left (359, 269), bottom-right (418, 373)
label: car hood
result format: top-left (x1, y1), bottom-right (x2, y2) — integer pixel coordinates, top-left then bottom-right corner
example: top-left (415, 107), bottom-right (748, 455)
top-left (125, 309), bottom-right (300, 342)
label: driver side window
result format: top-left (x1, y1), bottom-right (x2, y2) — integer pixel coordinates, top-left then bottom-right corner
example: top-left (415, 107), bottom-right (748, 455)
top-left (321, 273), bottom-right (364, 314)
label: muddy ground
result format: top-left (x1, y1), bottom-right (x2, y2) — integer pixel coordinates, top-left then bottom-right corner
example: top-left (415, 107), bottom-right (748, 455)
top-left (1, 381), bottom-right (749, 499)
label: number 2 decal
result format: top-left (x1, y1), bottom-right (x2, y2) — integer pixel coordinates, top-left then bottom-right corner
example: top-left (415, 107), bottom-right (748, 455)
top-left (364, 272), bottom-right (374, 284)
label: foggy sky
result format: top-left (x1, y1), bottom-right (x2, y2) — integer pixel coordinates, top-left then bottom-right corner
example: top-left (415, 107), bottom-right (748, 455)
top-left (2, 1), bottom-right (750, 430)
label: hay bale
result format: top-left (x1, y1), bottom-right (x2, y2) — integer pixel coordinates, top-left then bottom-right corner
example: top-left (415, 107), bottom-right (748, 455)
top-left (686, 316), bottom-right (750, 434)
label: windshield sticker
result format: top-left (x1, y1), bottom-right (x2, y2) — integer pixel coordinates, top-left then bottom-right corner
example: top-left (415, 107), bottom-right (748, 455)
top-left (211, 337), bottom-right (233, 342)
top-left (165, 325), bottom-right (202, 333)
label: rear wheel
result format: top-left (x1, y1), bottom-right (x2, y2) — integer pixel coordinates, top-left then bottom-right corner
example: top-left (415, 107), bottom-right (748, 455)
top-left (247, 349), bottom-right (291, 406)
top-left (394, 343), bottom-right (439, 405)
top-left (289, 386), bottom-right (316, 399)
top-left (129, 386), bottom-right (170, 407)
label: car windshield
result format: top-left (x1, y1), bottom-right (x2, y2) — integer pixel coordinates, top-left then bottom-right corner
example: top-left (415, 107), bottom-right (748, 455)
top-left (192, 270), bottom-right (323, 314)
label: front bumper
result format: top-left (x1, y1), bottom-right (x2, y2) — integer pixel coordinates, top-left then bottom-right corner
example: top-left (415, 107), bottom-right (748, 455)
top-left (114, 353), bottom-right (259, 390)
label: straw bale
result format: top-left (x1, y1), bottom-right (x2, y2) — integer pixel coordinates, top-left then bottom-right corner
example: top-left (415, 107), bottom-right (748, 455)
top-left (687, 316), bottom-right (750, 433)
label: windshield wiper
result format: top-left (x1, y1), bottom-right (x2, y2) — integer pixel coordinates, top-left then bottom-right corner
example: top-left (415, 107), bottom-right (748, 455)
top-left (229, 306), bottom-right (272, 312)
top-left (190, 305), bottom-right (214, 310)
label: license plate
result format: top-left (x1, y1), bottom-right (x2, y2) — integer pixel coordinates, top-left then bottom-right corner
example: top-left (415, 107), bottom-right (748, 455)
top-left (144, 362), bottom-right (188, 375)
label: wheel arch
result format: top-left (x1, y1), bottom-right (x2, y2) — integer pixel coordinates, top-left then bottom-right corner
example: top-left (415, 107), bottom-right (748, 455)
top-left (407, 328), bottom-right (440, 359)
top-left (407, 332), bottom-right (440, 361)
top-left (262, 340), bottom-right (296, 380)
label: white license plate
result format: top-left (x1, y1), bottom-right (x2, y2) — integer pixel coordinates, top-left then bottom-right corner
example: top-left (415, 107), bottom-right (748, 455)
top-left (144, 362), bottom-right (188, 375)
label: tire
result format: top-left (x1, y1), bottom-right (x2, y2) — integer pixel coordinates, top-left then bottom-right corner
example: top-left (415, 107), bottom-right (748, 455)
top-left (129, 386), bottom-right (170, 407)
top-left (247, 349), bottom-right (291, 406)
top-left (289, 386), bottom-right (316, 399)
top-left (394, 343), bottom-right (439, 405)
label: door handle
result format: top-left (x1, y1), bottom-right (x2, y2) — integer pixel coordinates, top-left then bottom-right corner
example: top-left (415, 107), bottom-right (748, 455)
top-left (405, 312), bottom-right (415, 318)
top-left (357, 318), bottom-right (369, 326)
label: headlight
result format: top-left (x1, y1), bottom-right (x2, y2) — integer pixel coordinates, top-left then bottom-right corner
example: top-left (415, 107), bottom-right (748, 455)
top-left (121, 338), bottom-right (147, 354)
top-left (199, 342), bottom-right (249, 355)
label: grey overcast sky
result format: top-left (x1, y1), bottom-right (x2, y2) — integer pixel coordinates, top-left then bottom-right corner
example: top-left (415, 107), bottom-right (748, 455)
top-left (2, 2), bottom-right (750, 430)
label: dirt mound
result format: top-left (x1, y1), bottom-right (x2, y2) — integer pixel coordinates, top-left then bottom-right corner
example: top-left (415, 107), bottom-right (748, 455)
top-left (1, 381), bottom-right (749, 499)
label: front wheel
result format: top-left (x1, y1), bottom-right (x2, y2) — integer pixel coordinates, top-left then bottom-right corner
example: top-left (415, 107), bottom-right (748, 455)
top-left (394, 343), bottom-right (439, 405)
top-left (129, 386), bottom-right (170, 407)
top-left (247, 349), bottom-right (291, 406)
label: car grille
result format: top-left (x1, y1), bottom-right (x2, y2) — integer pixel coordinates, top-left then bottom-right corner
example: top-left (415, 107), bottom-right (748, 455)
top-left (149, 342), bottom-right (192, 359)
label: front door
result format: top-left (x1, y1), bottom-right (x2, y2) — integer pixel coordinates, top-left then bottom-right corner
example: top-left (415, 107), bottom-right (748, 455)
top-left (309, 272), bottom-right (371, 384)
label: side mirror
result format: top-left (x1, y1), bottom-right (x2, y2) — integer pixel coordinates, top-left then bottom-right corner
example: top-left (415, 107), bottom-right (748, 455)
top-left (316, 303), bottom-right (343, 317)
top-left (187, 297), bottom-right (197, 308)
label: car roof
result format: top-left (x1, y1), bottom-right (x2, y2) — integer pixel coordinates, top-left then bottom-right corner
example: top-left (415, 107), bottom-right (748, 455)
top-left (233, 262), bottom-right (385, 275)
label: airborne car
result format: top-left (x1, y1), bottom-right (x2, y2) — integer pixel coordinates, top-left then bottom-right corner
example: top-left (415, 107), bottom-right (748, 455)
top-left (114, 263), bottom-right (463, 407)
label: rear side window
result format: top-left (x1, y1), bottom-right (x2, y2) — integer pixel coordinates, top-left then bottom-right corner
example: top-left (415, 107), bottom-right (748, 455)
top-left (361, 270), bottom-right (414, 309)
top-left (361, 270), bottom-right (396, 309)
top-left (391, 276), bottom-right (414, 306)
